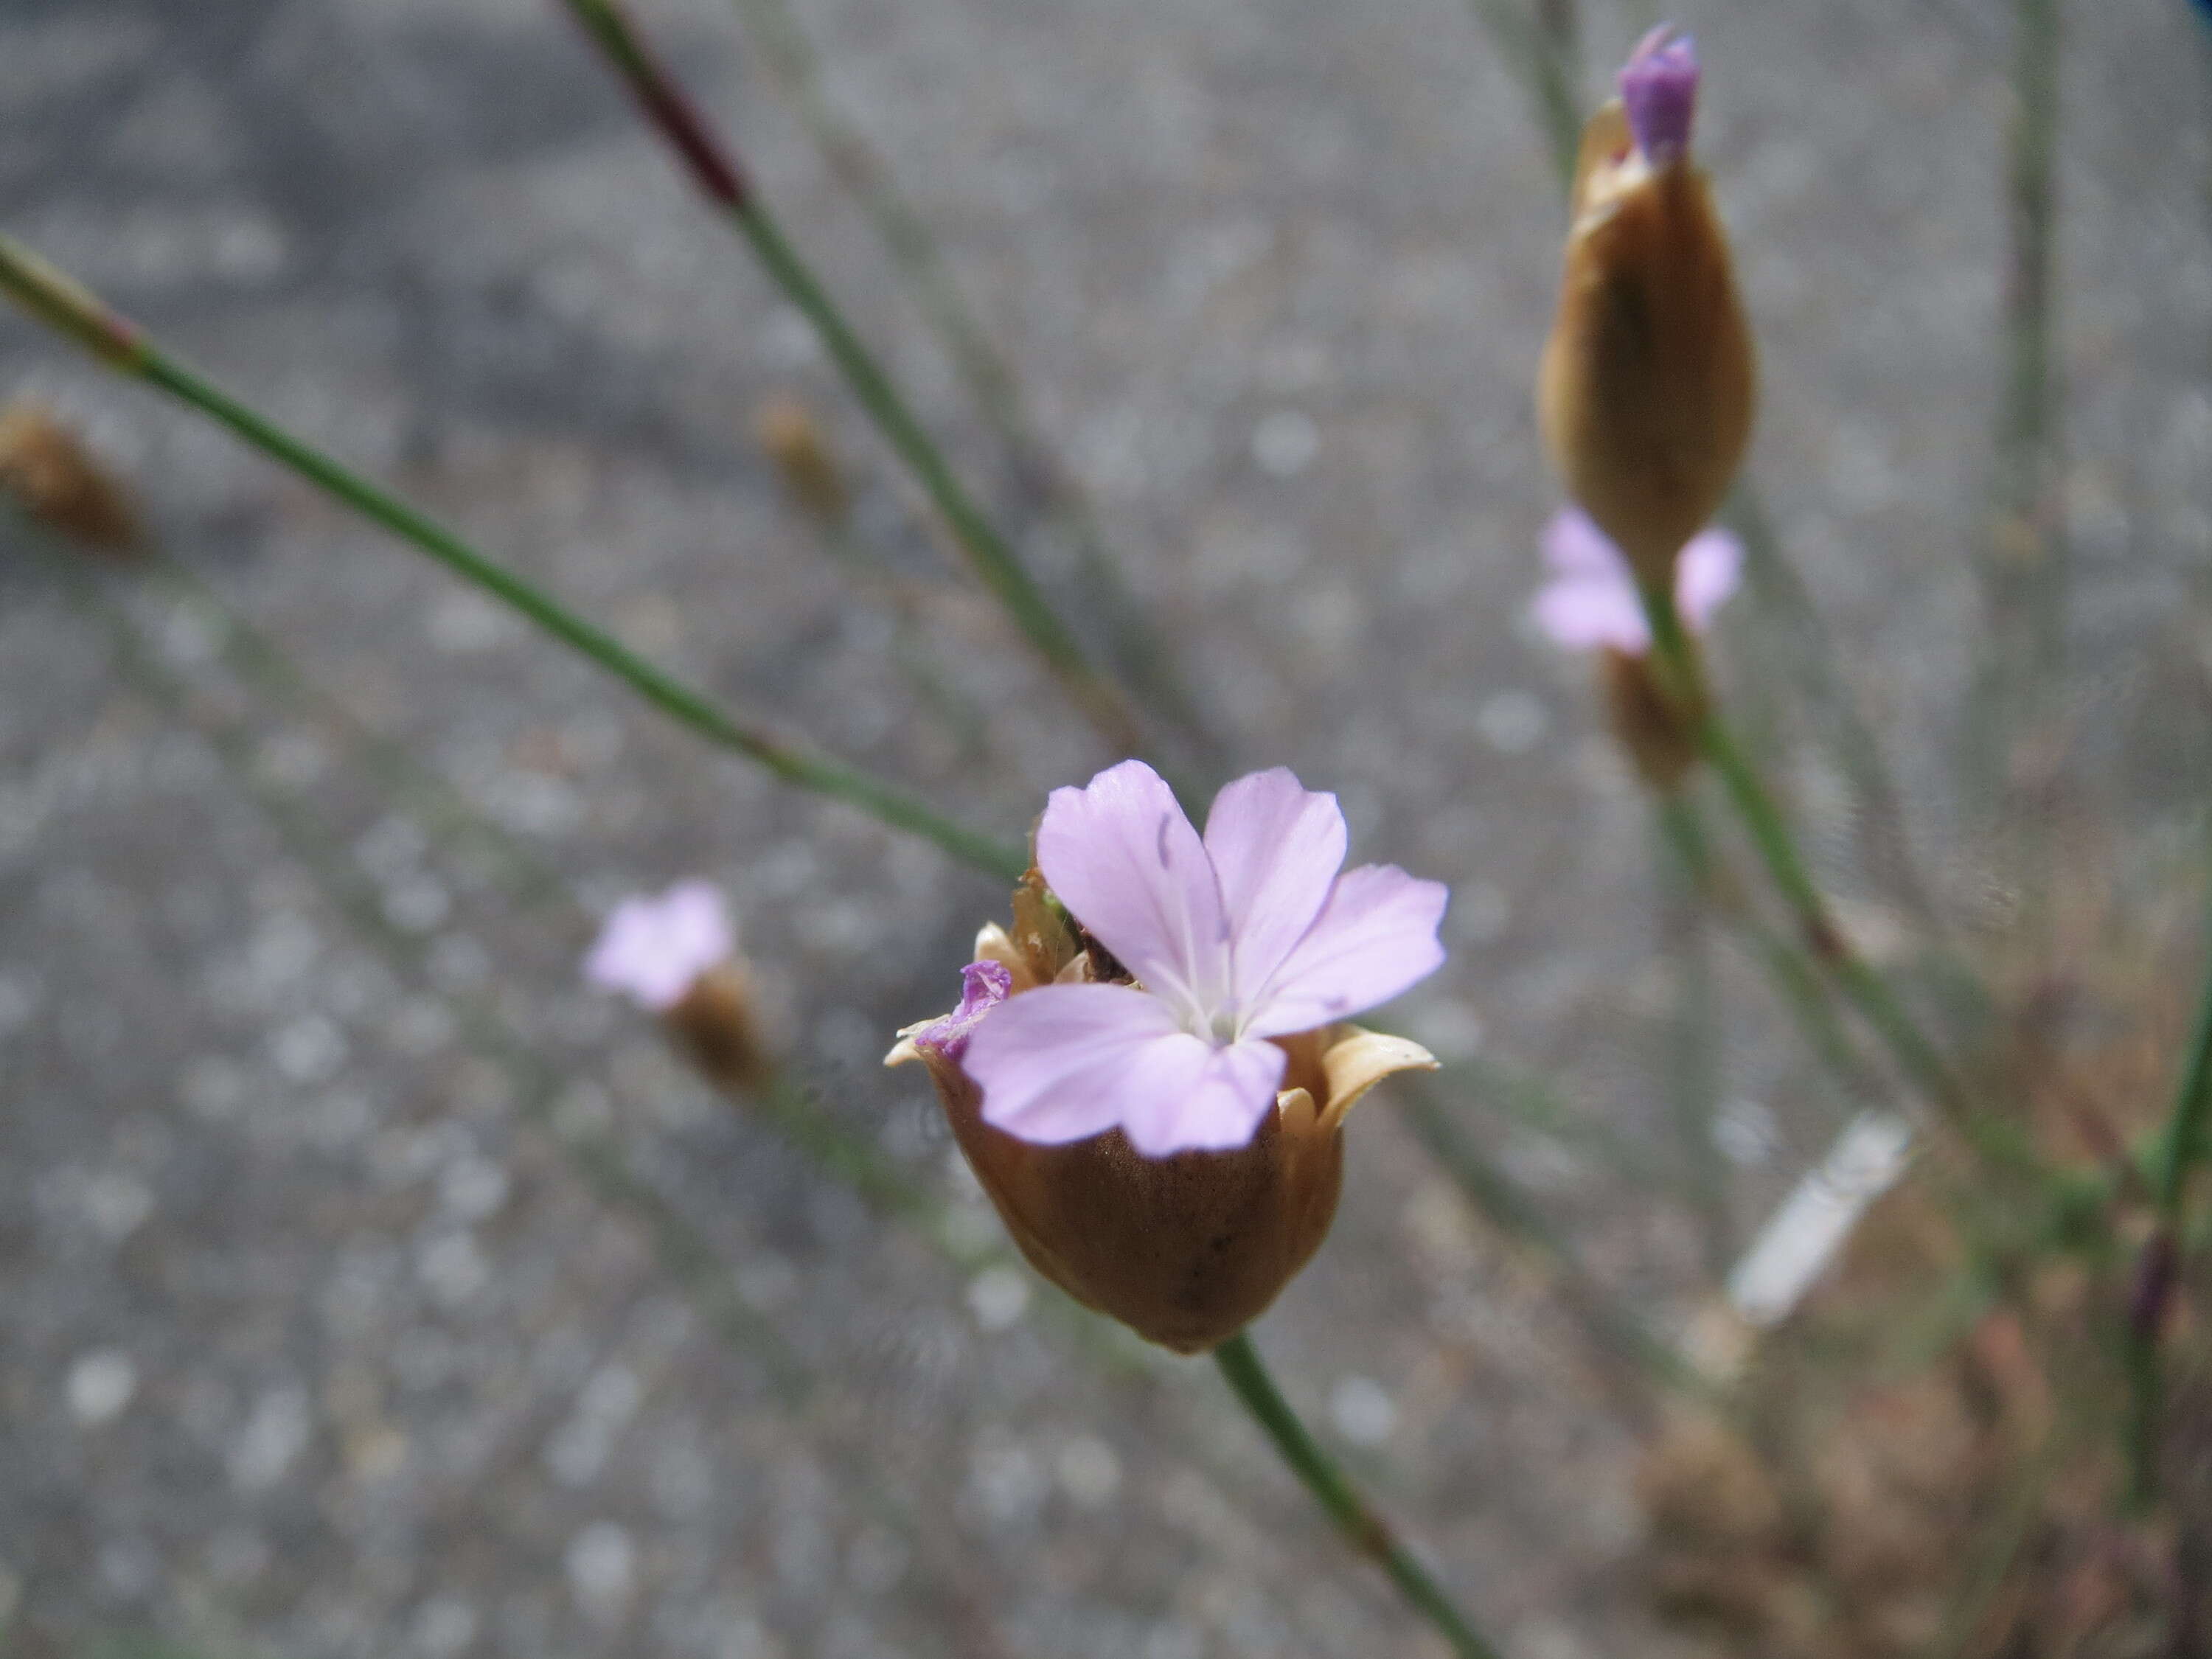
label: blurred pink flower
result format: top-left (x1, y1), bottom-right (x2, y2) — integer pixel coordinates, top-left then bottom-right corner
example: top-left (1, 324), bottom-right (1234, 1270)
top-left (961, 760), bottom-right (1449, 1157)
top-left (1531, 506), bottom-right (1742, 655)
top-left (584, 879), bottom-right (734, 1011)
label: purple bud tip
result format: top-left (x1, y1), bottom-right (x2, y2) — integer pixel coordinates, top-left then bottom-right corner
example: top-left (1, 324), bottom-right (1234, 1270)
top-left (917, 958), bottom-right (1013, 1063)
top-left (1619, 24), bottom-right (1699, 163)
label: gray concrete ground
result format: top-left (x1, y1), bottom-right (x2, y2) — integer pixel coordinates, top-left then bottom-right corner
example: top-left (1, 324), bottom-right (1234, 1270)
top-left (2, 0), bottom-right (2210, 1655)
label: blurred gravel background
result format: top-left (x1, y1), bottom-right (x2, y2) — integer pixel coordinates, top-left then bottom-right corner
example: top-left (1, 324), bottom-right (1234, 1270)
top-left (2, 1), bottom-right (2210, 1655)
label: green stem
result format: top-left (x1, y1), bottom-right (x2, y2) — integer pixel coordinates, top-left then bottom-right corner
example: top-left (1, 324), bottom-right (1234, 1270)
top-left (1400, 1074), bottom-right (1706, 1408)
top-left (2124, 839), bottom-right (2212, 1504)
top-left (1970, 0), bottom-right (2067, 933)
top-left (1641, 583), bottom-right (1969, 1127)
top-left (1721, 486), bottom-right (1948, 937)
top-left (0, 232), bottom-right (1027, 884)
top-left (1463, 0), bottom-right (1582, 191)
top-left (719, 0), bottom-right (1217, 758)
top-left (1211, 1332), bottom-right (1505, 1659)
top-left (555, 0), bottom-right (1149, 759)
top-left (1654, 795), bottom-right (1735, 1282)
top-left (1657, 788), bottom-right (1905, 1155)
top-left (63, 553), bottom-right (819, 1402)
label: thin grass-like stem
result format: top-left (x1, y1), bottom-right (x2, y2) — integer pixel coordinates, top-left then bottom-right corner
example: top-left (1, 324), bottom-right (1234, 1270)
top-left (1719, 487), bottom-right (1948, 937)
top-left (1639, 582), bottom-right (1970, 1131)
top-left (554, 0), bottom-right (1150, 759)
top-left (1969, 0), bottom-right (2068, 950)
top-left (718, 0), bottom-right (1217, 758)
top-left (0, 232), bottom-right (1028, 883)
top-left (1463, 0), bottom-right (1582, 190)
top-left (1655, 795), bottom-right (1735, 1281)
top-left (1399, 1074), bottom-right (1708, 1411)
top-left (2123, 832), bottom-right (2212, 1505)
top-left (1656, 790), bottom-right (1888, 1119)
top-left (58, 551), bottom-right (817, 1403)
top-left (1213, 1332), bottom-right (1506, 1659)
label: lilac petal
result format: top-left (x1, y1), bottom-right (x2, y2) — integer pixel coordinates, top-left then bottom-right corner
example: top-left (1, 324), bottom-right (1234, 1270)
top-left (1035, 759), bottom-right (1228, 1018)
top-left (1532, 572), bottom-right (1652, 653)
top-left (969, 982), bottom-right (1283, 1150)
top-left (1119, 1038), bottom-right (1287, 1157)
top-left (1541, 507), bottom-right (1630, 582)
top-left (1534, 509), bottom-right (1651, 651)
top-left (1245, 863), bottom-right (1450, 1038)
top-left (584, 880), bottom-right (734, 1011)
top-left (916, 959), bottom-right (1013, 1062)
top-left (1202, 768), bottom-right (1349, 1006)
top-left (1619, 25), bottom-right (1698, 163)
top-left (1674, 526), bottom-right (1744, 634)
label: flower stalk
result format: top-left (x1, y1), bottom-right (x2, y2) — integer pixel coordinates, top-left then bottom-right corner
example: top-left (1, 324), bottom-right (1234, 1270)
top-left (718, 0), bottom-right (1217, 758)
top-left (554, 0), bottom-right (1150, 759)
top-left (0, 232), bottom-right (1027, 884)
top-left (1640, 582), bottom-right (1970, 1127)
top-left (1213, 1332), bottom-right (1505, 1659)
top-left (2124, 847), bottom-right (2212, 1505)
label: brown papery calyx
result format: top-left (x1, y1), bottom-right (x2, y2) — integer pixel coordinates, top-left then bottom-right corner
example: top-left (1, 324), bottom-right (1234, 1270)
top-left (1538, 100), bottom-right (1755, 593)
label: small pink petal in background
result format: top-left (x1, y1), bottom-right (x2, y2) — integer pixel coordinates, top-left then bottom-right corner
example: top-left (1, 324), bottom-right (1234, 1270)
top-left (1531, 507), bottom-right (1742, 655)
top-left (1676, 526), bottom-right (1745, 631)
top-left (584, 878), bottom-right (734, 1012)
top-left (1534, 507), bottom-right (1652, 652)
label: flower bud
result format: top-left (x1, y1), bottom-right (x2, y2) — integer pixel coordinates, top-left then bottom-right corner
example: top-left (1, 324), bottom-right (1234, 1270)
top-left (585, 880), bottom-right (773, 1093)
top-left (888, 875), bottom-right (1437, 1353)
top-left (0, 398), bottom-right (139, 550)
top-left (1537, 29), bottom-right (1754, 591)
top-left (664, 959), bottom-right (773, 1093)
top-left (1531, 509), bottom-right (1738, 792)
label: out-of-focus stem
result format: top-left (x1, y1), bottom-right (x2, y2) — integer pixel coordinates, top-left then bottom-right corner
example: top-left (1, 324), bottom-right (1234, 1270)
top-left (1464, 0), bottom-right (1582, 190)
top-left (719, 0), bottom-right (1217, 759)
top-left (1459, 1051), bottom-right (1666, 1186)
top-left (1212, 1332), bottom-right (1506, 1659)
top-left (1655, 794), bottom-right (1735, 1282)
top-left (0, 232), bottom-right (1029, 884)
top-left (1656, 788), bottom-right (1888, 1116)
top-left (1641, 583), bottom-right (1969, 1129)
top-left (1401, 1074), bottom-right (1708, 1409)
top-left (554, 0), bottom-right (1150, 760)
top-left (63, 556), bottom-right (820, 1402)
top-left (1719, 487), bottom-right (1947, 937)
top-left (2124, 838), bottom-right (2212, 1505)
top-left (1971, 0), bottom-right (2067, 942)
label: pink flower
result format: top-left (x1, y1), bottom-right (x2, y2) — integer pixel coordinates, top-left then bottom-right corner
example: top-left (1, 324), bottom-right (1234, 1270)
top-left (960, 761), bottom-right (1449, 1157)
top-left (1530, 506), bottom-right (1742, 655)
top-left (583, 879), bottom-right (734, 1011)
